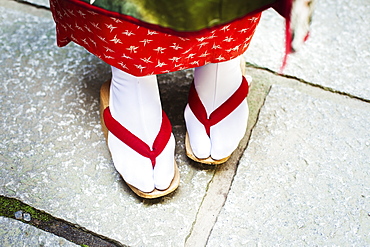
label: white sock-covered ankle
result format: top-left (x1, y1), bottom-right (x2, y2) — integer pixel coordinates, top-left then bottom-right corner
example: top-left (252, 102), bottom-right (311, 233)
top-left (184, 56), bottom-right (249, 160)
top-left (108, 66), bottom-right (175, 192)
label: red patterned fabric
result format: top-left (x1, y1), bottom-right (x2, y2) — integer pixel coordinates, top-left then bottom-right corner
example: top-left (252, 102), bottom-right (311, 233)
top-left (50, 0), bottom-right (261, 76)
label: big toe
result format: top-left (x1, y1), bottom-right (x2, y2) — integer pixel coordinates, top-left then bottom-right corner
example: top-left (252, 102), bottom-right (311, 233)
top-left (154, 135), bottom-right (176, 190)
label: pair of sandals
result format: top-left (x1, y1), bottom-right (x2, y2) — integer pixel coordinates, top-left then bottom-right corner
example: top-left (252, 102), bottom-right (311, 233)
top-left (100, 72), bottom-right (249, 199)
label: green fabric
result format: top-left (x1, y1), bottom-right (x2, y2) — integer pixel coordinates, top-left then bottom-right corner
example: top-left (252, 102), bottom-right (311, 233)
top-left (82, 0), bottom-right (275, 31)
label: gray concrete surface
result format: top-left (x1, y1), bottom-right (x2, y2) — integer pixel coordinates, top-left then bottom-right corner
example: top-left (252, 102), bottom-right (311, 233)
top-left (208, 83), bottom-right (370, 246)
top-left (1, 0), bottom-right (369, 246)
top-left (0, 216), bottom-right (78, 247)
top-left (27, 0), bottom-right (49, 7)
top-left (244, 0), bottom-right (370, 100)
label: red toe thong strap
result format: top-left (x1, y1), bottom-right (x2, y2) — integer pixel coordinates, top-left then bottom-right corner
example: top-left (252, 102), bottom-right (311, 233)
top-left (103, 107), bottom-right (172, 168)
top-left (188, 76), bottom-right (249, 136)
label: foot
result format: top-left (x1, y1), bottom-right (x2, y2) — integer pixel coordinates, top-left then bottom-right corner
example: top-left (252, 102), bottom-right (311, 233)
top-left (184, 57), bottom-right (249, 163)
top-left (107, 118), bottom-right (176, 193)
top-left (105, 66), bottom-right (177, 195)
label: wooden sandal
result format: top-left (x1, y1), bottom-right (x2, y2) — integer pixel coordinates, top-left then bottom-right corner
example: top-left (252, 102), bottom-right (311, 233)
top-left (100, 80), bottom-right (180, 198)
top-left (185, 76), bottom-right (249, 165)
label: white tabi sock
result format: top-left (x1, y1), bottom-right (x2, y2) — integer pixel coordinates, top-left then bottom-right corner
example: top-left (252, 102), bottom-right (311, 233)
top-left (184, 56), bottom-right (249, 160)
top-left (108, 66), bottom-right (175, 192)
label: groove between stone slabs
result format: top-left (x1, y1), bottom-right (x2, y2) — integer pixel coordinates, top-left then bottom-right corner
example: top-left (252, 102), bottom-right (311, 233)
top-left (14, 0), bottom-right (50, 10)
top-left (185, 68), bottom-right (271, 247)
top-left (0, 195), bottom-right (127, 247)
top-left (246, 63), bottom-right (370, 104)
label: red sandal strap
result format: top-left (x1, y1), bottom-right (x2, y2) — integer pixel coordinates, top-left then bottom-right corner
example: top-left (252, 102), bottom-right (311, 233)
top-left (103, 107), bottom-right (172, 168)
top-left (188, 76), bottom-right (249, 136)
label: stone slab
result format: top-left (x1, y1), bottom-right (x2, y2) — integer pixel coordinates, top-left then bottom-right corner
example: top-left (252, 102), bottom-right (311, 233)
top-left (0, 216), bottom-right (78, 247)
top-left (244, 0), bottom-right (370, 100)
top-left (25, 0), bottom-right (50, 8)
top-left (0, 5), bottom-right (214, 246)
top-left (208, 84), bottom-right (370, 246)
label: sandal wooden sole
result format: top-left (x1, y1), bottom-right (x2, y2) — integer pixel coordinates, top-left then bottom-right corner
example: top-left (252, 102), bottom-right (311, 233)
top-left (184, 56), bottom-right (247, 165)
top-left (100, 80), bottom-right (180, 199)
top-left (185, 132), bottom-right (230, 165)
top-left (128, 163), bottom-right (180, 199)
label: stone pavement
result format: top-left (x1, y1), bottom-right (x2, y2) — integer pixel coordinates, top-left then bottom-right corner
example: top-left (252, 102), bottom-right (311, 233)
top-left (0, 0), bottom-right (369, 246)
